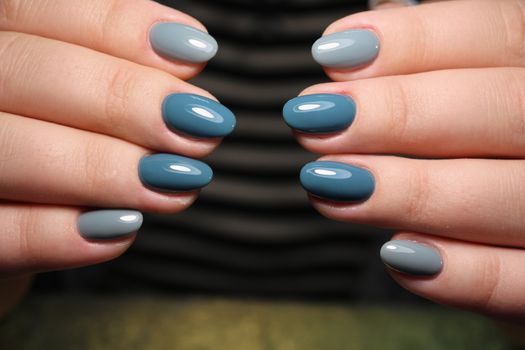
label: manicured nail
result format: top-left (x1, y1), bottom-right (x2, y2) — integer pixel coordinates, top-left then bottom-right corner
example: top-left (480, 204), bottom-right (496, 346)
top-left (163, 93), bottom-right (236, 138)
top-left (283, 94), bottom-right (356, 133)
top-left (150, 23), bottom-right (218, 63)
top-left (139, 153), bottom-right (213, 192)
top-left (312, 29), bottom-right (380, 69)
top-left (300, 161), bottom-right (375, 202)
top-left (380, 240), bottom-right (443, 276)
top-left (78, 210), bottom-right (143, 240)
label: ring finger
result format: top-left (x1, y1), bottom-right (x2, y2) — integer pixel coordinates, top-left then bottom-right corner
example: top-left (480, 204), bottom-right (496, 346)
top-left (299, 154), bottom-right (525, 247)
top-left (0, 112), bottom-right (213, 213)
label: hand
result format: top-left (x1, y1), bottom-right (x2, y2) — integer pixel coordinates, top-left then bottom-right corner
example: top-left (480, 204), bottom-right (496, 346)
top-left (284, 0), bottom-right (525, 321)
top-left (0, 0), bottom-right (234, 314)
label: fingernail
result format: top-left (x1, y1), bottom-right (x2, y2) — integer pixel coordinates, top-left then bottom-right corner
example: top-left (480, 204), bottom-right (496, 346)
top-left (78, 210), bottom-right (143, 240)
top-left (150, 23), bottom-right (218, 63)
top-left (139, 153), bottom-right (213, 192)
top-left (312, 29), bottom-right (380, 69)
top-left (283, 94), bottom-right (356, 133)
top-left (380, 240), bottom-right (443, 276)
top-left (163, 94), bottom-right (236, 138)
top-left (300, 161), bottom-right (375, 202)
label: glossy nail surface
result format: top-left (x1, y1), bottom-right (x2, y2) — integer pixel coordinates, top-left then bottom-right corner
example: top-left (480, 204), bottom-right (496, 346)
top-left (283, 94), bottom-right (356, 133)
top-left (163, 94), bottom-right (236, 138)
top-left (312, 29), bottom-right (380, 68)
top-left (139, 154), bottom-right (213, 192)
top-left (150, 23), bottom-right (218, 63)
top-left (300, 161), bottom-right (374, 202)
top-left (380, 240), bottom-right (443, 276)
top-left (78, 210), bottom-right (143, 240)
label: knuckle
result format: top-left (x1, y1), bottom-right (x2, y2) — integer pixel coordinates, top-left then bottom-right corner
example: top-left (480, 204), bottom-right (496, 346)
top-left (497, 0), bottom-right (525, 63)
top-left (473, 251), bottom-right (501, 312)
top-left (102, 65), bottom-right (137, 135)
top-left (382, 78), bottom-right (412, 146)
top-left (502, 70), bottom-right (525, 141)
top-left (0, 0), bottom-right (21, 25)
top-left (80, 138), bottom-right (119, 198)
top-left (0, 32), bottom-right (32, 83)
top-left (15, 207), bottom-right (43, 268)
top-left (405, 164), bottom-right (431, 223)
top-left (97, 0), bottom-right (127, 45)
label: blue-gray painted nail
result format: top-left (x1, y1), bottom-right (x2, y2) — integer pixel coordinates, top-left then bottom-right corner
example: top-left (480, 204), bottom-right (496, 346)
top-left (380, 240), bottom-right (443, 276)
top-left (139, 153), bottom-right (213, 192)
top-left (78, 210), bottom-right (143, 240)
top-left (150, 23), bottom-right (218, 63)
top-left (312, 29), bottom-right (380, 69)
top-left (163, 93), bottom-right (236, 138)
top-left (300, 161), bottom-right (375, 202)
top-left (283, 94), bottom-right (356, 133)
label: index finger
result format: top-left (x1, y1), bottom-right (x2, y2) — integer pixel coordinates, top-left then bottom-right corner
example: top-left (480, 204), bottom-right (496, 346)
top-left (0, 0), bottom-right (217, 80)
top-left (313, 0), bottom-right (525, 80)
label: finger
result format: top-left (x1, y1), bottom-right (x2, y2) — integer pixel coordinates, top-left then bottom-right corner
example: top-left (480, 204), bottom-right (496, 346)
top-left (0, 204), bottom-right (141, 276)
top-left (380, 233), bottom-right (525, 321)
top-left (0, 112), bottom-right (212, 213)
top-left (0, 0), bottom-right (217, 80)
top-left (312, 0), bottom-right (525, 80)
top-left (0, 32), bottom-right (235, 158)
top-left (369, 0), bottom-right (420, 10)
top-left (300, 155), bottom-right (525, 247)
top-left (284, 68), bottom-right (525, 158)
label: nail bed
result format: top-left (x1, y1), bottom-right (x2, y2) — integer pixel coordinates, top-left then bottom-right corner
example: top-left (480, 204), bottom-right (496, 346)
top-left (150, 23), bottom-right (218, 63)
top-left (312, 29), bottom-right (380, 69)
top-left (283, 94), bottom-right (356, 133)
top-left (78, 210), bottom-right (143, 240)
top-left (300, 161), bottom-right (375, 202)
top-left (380, 240), bottom-right (443, 276)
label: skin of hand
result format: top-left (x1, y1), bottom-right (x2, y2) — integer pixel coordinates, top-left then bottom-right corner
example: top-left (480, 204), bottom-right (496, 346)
top-left (0, 0), bottom-right (233, 316)
top-left (285, 0), bottom-right (525, 325)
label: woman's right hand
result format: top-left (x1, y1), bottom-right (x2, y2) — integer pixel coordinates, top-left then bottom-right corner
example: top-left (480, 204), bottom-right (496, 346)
top-left (0, 0), bottom-right (234, 312)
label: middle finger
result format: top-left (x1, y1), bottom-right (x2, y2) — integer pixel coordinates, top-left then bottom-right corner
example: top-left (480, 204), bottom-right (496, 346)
top-left (284, 67), bottom-right (525, 158)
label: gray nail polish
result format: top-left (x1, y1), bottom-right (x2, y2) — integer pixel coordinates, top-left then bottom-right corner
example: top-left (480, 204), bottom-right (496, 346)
top-left (150, 23), bottom-right (218, 63)
top-left (78, 210), bottom-right (143, 240)
top-left (380, 240), bottom-right (443, 276)
top-left (139, 153), bottom-right (213, 192)
top-left (283, 94), bottom-right (356, 133)
top-left (300, 161), bottom-right (375, 202)
top-left (163, 93), bottom-right (236, 138)
top-left (312, 29), bottom-right (380, 69)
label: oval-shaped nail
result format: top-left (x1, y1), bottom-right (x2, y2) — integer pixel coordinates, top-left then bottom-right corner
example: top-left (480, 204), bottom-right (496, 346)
top-left (312, 29), bottom-right (380, 69)
top-left (163, 94), bottom-right (236, 138)
top-left (150, 23), bottom-right (218, 63)
top-left (78, 210), bottom-right (143, 240)
top-left (380, 240), bottom-right (443, 276)
top-left (283, 94), bottom-right (356, 133)
top-left (139, 153), bottom-right (213, 192)
top-left (300, 161), bottom-right (375, 202)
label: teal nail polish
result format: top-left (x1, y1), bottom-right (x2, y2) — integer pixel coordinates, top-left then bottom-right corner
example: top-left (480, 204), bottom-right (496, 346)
top-left (163, 94), bottom-right (236, 138)
top-left (300, 161), bottom-right (374, 202)
top-left (78, 210), bottom-right (142, 240)
top-left (283, 94), bottom-right (356, 133)
top-left (380, 240), bottom-right (443, 276)
top-left (150, 23), bottom-right (218, 63)
top-left (139, 154), bottom-right (213, 192)
top-left (312, 29), bottom-right (380, 68)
